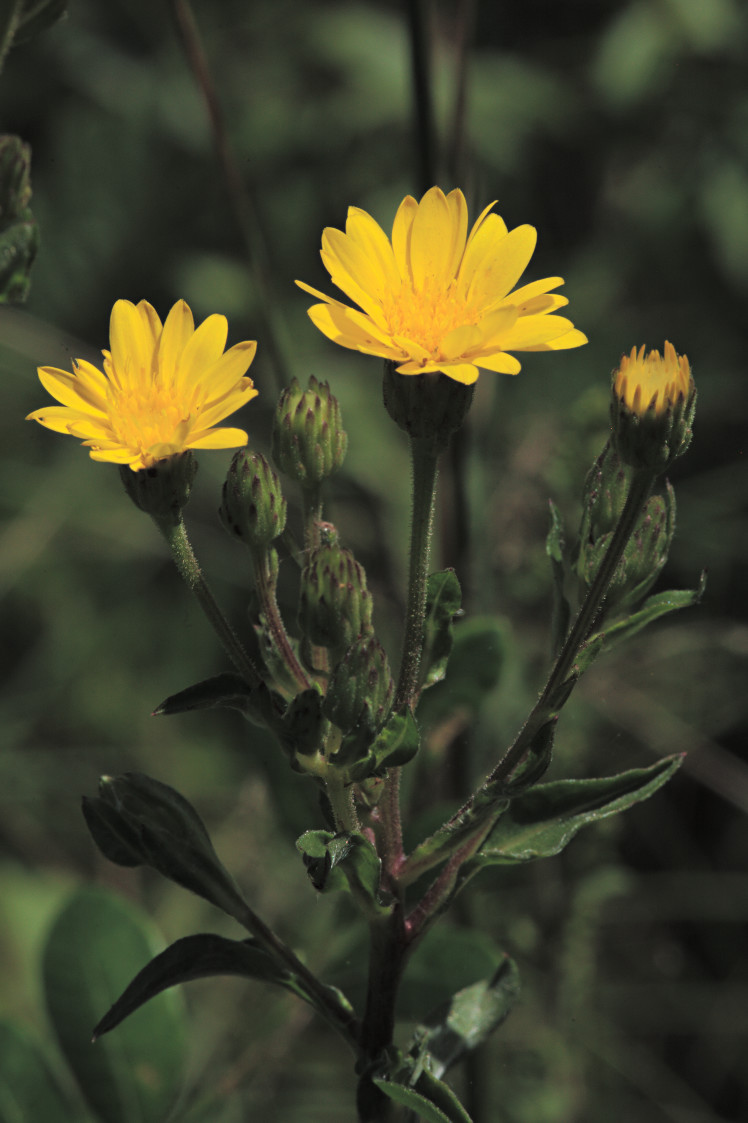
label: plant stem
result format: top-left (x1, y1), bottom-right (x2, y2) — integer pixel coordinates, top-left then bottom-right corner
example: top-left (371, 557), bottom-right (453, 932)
top-left (252, 546), bottom-right (311, 692)
top-left (383, 438), bottom-right (440, 873)
top-left (397, 467), bottom-right (656, 888)
top-left (231, 896), bottom-right (361, 1053)
top-left (0, 0), bottom-right (22, 76)
top-left (357, 911), bottom-right (409, 1122)
top-left (486, 466), bottom-right (655, 787)
top-left (155, 516), bottom-right (263, 687)
top-left (394, 437), bottom-right (440, 712)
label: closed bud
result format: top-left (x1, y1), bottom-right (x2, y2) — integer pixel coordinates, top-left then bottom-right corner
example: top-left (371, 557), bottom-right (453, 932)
top-left (82, 772), bottom-right (248, 921)
top-left (323, 636), bottom-right (394, 735)
top-left (119, 451), bottom-right (197, 524)
top-left (220, 449), bottom-right (287, 549)
top-left (272, 375), bottom-right (347, 487)
top-left (298, 523), bottom-right (373, 657)
top-left (611, 343), bottom-right (696, 472)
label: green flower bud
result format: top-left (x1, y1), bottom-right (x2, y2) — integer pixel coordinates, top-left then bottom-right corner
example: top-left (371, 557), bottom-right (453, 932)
top-left (119, 451), bottom-right (197, 524)
top-left (382, 361), bottom-right (474, 450)
top-left (579, 442), bottom-right (630, 544)
top-left (611, 343), bottom-right (696, 473)
top-left (298, 524), bottom-right (373, 657)
top-left (220, 449), bottom-right (287, 548)
top-left (323, 636), bottom-right (394, 735)
top-left (272, 375), bottom-right (347, 487)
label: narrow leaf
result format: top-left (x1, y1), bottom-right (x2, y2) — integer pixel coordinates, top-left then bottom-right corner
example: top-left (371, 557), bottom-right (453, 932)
top-left (592, 571), bottom-right (707, 650)
top-left (471, 755), bottom-right (683, 869)
top-left (153, 673), bottom-right (282, 728)
top-left (546, 499), bottom-right (570, 654)
top-left (93, 933), bottom-right (296, 1039)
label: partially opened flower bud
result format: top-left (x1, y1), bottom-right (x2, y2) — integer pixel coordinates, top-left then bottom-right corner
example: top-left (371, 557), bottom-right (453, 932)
top-left (611, 342), bottom-right (695, 472)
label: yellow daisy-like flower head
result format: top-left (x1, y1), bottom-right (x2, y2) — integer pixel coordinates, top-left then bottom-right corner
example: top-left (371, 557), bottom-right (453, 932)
top-left (27, 299), bottom-right (258, 471)
top-left (296, 186), bottom-right (587, 385)
top-left (611, 342), bottom-right (696, 472)
top-left (613, 341), bottom-right (691, 418)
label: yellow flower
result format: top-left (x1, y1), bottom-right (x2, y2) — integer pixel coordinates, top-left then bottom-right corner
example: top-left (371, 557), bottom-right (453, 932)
top-left (296, 186), bottom-right (587, 385)
top-left (613, 342), bottom-right (691, 418)
top-left (27, 299), bottom-right (258, 471)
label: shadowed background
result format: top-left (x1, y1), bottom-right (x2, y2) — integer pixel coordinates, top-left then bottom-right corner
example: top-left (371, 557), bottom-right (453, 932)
top-left (1, 1), bottom-right (747, 1120)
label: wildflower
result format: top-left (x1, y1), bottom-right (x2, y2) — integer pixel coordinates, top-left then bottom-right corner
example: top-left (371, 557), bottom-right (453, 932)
top-left (611, 342), bottom-right (696, 472)
top-left (296, 186), bottom-right (586, 385)
top-left (27, 299), bottom-right (258, 471)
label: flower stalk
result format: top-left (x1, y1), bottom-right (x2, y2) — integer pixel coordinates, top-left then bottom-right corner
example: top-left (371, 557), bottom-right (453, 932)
top-left (155, 515), bottom-right (263, 688)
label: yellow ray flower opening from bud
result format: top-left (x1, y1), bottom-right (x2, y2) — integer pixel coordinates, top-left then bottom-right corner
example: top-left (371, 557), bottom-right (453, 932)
top-left (614, 342), bottom-right (692, 418)
top-left (27, 299), bottom-right (259, 471)
top-left (296, 186), bottom-right (587, 385)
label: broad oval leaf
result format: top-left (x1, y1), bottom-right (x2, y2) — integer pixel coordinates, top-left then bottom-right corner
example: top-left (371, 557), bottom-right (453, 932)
top-left (0, 1020), bottom-right (84, 1123)
top-left (42, 887), bottom-right (186, 1123)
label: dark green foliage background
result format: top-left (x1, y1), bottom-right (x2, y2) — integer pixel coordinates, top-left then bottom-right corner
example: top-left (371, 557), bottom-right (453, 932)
top-left (1, 1), bottom-right (747, 1120)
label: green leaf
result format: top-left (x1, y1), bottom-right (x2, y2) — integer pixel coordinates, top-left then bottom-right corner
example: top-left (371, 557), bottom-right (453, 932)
top-left (0, 1020), bottom-right (84, 1123)
top-left (153, 673), bottom-right (283, 729)
top-left (93, 933), bottom-right (307, 1039)
top-left (470, 755), bottom-right (683, 869)
top-left (342, 708), bottom-right (421, 783)
top-left (295, 830), bottom-right (390, 916)
top-left (412, 955), bottom-right (520, 1079)
top-left (42, 887), bottom-right (186, 1123)
top-left (417, 617), bottom-right (507, 729)
top-left (420, 570), bottom-right (462, 689)
top-left (373, 1063), bottom-right (473, 1123)
top-left (82, 773), bottom-right (249, 924)
top-left (592, 570), bottom-right (707, 650)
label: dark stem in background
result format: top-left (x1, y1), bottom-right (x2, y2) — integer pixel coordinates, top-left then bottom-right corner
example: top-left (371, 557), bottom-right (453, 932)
top-left (446, 0), bottom-right (477, 190)
top-left (406, 0), bottom-right (437, 195)
top-left (169, 0), bottom-right (290, 392)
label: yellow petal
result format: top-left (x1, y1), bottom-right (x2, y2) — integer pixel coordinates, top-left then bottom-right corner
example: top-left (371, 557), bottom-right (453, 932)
top-left (476, 352), bottom-right (522, 375)
top-left (195, 381), bottom-right (259, 428)
top-left (109, 300), bottom-right (156, 387)
top-left (322, 227), bottom-right (388, 304)
top-left (158, 300), bottom-right (195, 385)
top-left (199, 341), bottom-right (257, 402)
top-left (391, 194), bottom-right (418, 280)
top-left (408, 187), bottom-right (454, 287)
top-left (444, 189), bottom-right (469, 277)
top-left (463, 224), bottom-right (537, 307)
top-left (436, 362), bottom-right (480, 385)
top-left (346, 208), bottom-right (400, 290)
top-left (440, 323), bottom-right (483, 360)
top-left (36, 366), bottom-right (107, 415)
top-left (471, 306), bottom-right (519, 350)
top-left (501, 314), bottom-right (575, 349)
top-left (523, 328), bottom-right (588, 351)
top-left (307, 303), bottom-right (402, 358)
top-left (507, 277), bottom-right (564, 304)
top-left (187, 427), bottom-right (249, 450)
top-left (26, 405), bottom-right (82, 433)
top-left (464, 201), bottom-right (503, 253)
top-left (177, 314), bottom-right (228, 394)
